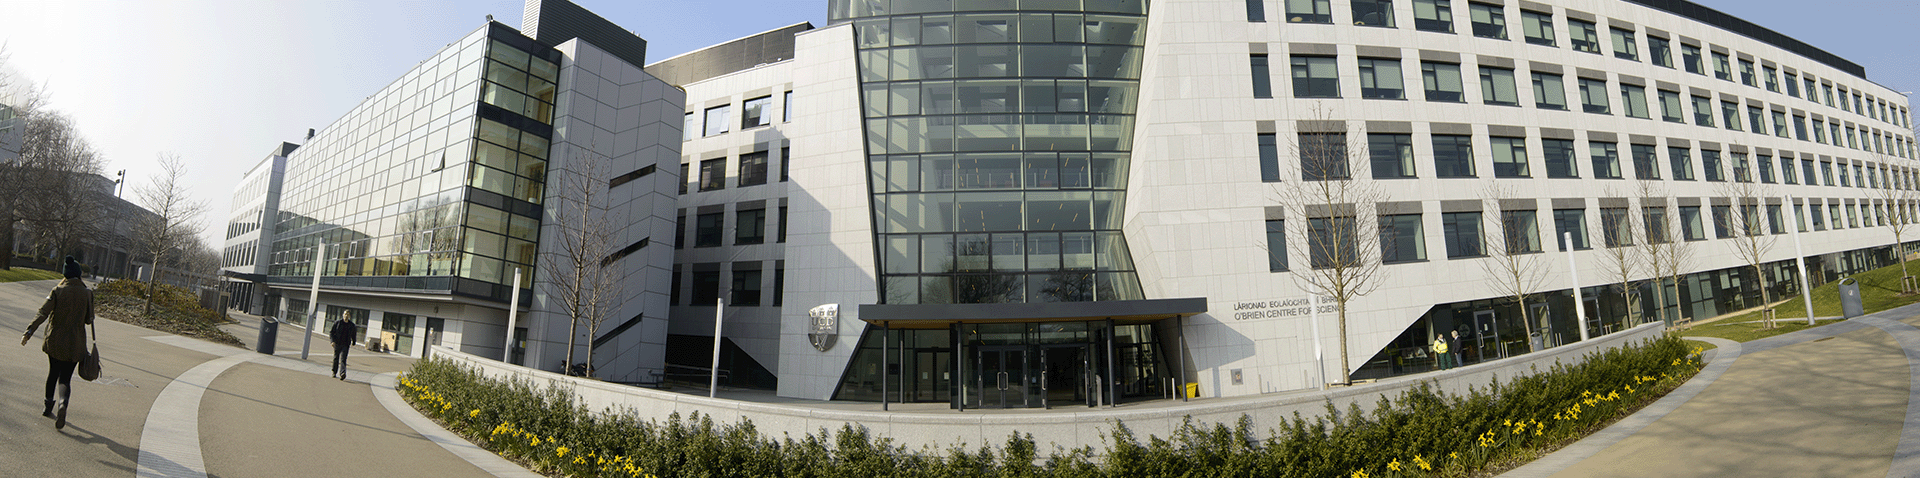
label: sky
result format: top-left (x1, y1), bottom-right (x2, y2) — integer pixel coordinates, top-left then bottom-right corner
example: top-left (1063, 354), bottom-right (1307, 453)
top-left (0, 0), bottom-right (1912, 250)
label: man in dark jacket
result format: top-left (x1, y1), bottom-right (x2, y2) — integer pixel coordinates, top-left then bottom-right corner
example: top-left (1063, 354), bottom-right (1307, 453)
top-left (22, 257), bottom-right (93, 430)
top-left (329, 317), bottom-right (358, 381)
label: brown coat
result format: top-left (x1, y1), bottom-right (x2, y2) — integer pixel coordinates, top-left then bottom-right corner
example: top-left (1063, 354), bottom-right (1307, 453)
top-left (27, 278), bottom-right (93, 362)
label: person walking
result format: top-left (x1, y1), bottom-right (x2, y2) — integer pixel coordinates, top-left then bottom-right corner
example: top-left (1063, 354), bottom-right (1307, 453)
top-left (21, 257), bottom-right (93, 430)
top-left (1449, 330), bottom-right (1465, 368)
top-left (1430, 333), bottom-right (1450, 370)
top-left (329, 316), bottom-right (358, 381)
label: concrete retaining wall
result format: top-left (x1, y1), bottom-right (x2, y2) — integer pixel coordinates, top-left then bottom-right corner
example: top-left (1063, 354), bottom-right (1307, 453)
top-left (425, 322), bottom-right (1665, 452)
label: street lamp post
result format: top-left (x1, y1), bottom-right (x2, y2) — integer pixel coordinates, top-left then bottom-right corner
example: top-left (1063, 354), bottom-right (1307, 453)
top-left (1787, 195), bottom-right (1817, 325)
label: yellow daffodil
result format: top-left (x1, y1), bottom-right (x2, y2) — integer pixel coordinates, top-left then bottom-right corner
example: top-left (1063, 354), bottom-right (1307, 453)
top-left (1414, 455), bottom-right (1431, 471)
top-left (1389, 458), bottom-right (1402, 471)
top-left (557, 446), bottom-right (569, 458)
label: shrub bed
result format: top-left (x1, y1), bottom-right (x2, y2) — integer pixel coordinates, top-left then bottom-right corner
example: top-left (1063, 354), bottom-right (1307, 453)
top-left (399, 335), bottom-right (1702, 477)
top-left (93, 279), bottom-right (244, 347)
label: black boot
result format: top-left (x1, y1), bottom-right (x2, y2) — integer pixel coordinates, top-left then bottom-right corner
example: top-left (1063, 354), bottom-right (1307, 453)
top-left (54, 401), bottom-right (66, 430)
top-left (42, 400), bottom-right (53, 419)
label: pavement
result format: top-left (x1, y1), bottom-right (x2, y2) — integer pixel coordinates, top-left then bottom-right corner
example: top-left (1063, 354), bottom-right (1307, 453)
top-left (1505, 303), bottom-right (1920, 478)
top-left (0, 278), bottom-right (532, 478)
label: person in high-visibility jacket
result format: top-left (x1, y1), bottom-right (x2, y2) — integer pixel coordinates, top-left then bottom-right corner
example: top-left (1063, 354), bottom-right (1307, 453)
top-left (1431, 333), bottom-right (1451, 370)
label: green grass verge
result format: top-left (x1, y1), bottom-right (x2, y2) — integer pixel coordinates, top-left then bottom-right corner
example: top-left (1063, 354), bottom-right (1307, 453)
top-left (1679, 259), bottom-right (1920, 344)
top-left (0, 268), bottom-right (62, 283)
top-left (1678, 319), bottom-right (1845, 344)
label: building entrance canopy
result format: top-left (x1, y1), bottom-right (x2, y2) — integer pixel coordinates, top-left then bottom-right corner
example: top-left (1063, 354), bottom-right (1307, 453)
top-left (858, 297), bottom-right (1207, 328)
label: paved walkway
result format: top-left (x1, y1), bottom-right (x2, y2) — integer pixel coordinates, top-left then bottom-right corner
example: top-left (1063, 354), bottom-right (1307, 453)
top-left (1505, 303), bottom-right (1920, 478)
top-left (0, 279), bottom-right (532, 477)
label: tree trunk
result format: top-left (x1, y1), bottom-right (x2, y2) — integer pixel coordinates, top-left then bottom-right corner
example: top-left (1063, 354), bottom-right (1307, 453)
top-left (144, 256), bottom-right (162, 317)
top-left (0, 215), bottom-right (13, 271)
top-left (1336, 302), bottom-right (1351, 385)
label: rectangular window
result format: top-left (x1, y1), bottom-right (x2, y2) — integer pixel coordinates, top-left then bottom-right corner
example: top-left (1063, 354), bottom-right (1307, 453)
top-left (1830, 122), bottom-right (1844, 146)
top-left (736, 208), bottom-right (767, 245)
top-left (1353, 0), bottom-right (1395, 27)
top-left (1610, 28), bottom-right (1637, 60)
top-left (1521, 10), bottom-right (1554, 46)
top-left (738, 151), bottom-right (769, 187)
top-left (774, 267), bottom-right (785, 306)
top-left (1423, 62), bottom-right (1466, 102)
top-left (1711, 205), bottom-right (1733, 238)
top-left (1721, 101), bottom-right (1741, 131)
top-left (1731, 152), bottom-right (1751, 182)
top-left (1853, 93), bottom-right (1863, 114)
top-left (1620, 84), bottom-right (1649, 119)
top-left (692, 270), bottom-right (720, 304)
top-left (1802, 159), bottom-right (1817, 186)
top-left (1768, 204), bottom-right (1785, 235)
top-left (699, 158), bottom-right (727, 191)
top-left (1413, 0), bottom-right (1453, 32)
top-left (1358, 58), bottom-right (1406, 99)
top-left (1491, 136), bottom-right (1528, 178)
top-left (1553, 208), bottom-right (1589, 250)
top-left (1266, 219), bottom-right (1287, 271)
top-left (1758, 154), bottom-right (1775, 183)
top-left (780, 147), bottom-right (791, 182)
top-left (1738, 59), bottom-right (1756, 87)
top-left (1631, 144), bottom-right (1659, 180)
top-left (1501, 209), bottom-right (1542, 253)
top-left (1805, 77), bottom-right (1819, 102)
top-left (1813, 118), bottom-right (1828, 144)
top-left (1747, 106), bottom-right (1766, 134)
top-left (1468, 2), bottom-right (1505, 39)
top-left (742, 95), bottom-right (773, 129)
top-left (1286, 0), bottom-right (1332, 23)
top-left (1300, 132), bottom-right (1350, 180)
top-left (1649, 36), bottom-right (1673, 68)
top-left (1369, 133), bottom-right (1416, 178)
top-left (1823, 84), bottom-right (1835, 107)
top-left (1379, 214), bottom-right (1426, 263)
top-left (1822, 162), bottom-right (1835, 186)
top-left (1291, 56), bottom-right (1340, 98)
top-left (675, 213), bottom-right (686, 249)
top-left (695, 212), bottom-right (723, 247)
top-left (703, 104), bottom-right (730, 137)
top-left (1793, 115), bottom-right (1809, 141)
top-left (1601, 208), bottom-right (1632, 247)
top-left (731, 266), bottom-right (763, 306)
top-left (778, 206), bottom-right (788, 243)
top-left (1845, 126), bottom-right (1857, 149)
top-left (1251, 54), bottom-right (1273, 98)
top-left (1248, 0), bottom-right (1267, 21)
top-left (1811, 203), bottom-right (1826, 230)
top-left (1543, 138), bottom-right (1576, 178)
top-left (1692, 95), bottom-right (1715, 127)
top-left (1701, 149), bottom-right (1722, 181)
top-left (1568, 19), bottom-right (1599, 53)
top-left (1712, 52), bottom-right (1732, 81)
top-left (679, 163), bottom-right (690, 195)
top-left (1666, 146), bottom-right (1693, 180)
top-left (1531, 72), bottom-right (1566, 110)
top-left (1682, 44), bottom-right (1703, 75)
top-left (1785, 72), bottom-right (1801, 97)
top-left (1781, 155), bottom-right (1797, 184)
top-left (1578, 77), bottom-right (1610, 114)
top-left (1771, 110), bottom-right (1789, 137)
top-left (784, 91), bottom-right (793, 122)
top-left (1680, 205), bottom-right (1705, 240)
top-left (1258, 133), bottom-right (1281, 182)
top-left (1762, 66), bottom-right (1779, 92)
top-left (1433, 134), bottom-right (1475, 178)
top-left (683, 112), bottom-right (698, 141)
top-left (1309, 216), bottom-right (1357, 268)
top-left (1643, 206), bottom-right (1668, 244)
top-left (1479, 66), bottom-right (1519, 106)
top-left (1658, 90), bottom-right (1684, 123)
top-left (1590, 141), bottom-right (1621, 179)
top-left (1442, 212), bottom-right (1484, 258)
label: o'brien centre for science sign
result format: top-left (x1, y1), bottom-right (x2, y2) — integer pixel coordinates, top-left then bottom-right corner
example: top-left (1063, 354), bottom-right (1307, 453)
top-left (1232, 297), bottom-right (1336, 321)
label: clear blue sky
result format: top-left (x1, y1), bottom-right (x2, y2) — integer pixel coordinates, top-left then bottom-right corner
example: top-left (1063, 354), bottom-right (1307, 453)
top-left (0, 0), bottom-right (1910, 249)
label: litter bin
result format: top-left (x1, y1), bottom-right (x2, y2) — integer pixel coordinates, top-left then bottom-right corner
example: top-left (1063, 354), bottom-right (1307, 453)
top-left (1839, 278), bottom-right (1863, 319)
top-left (256, 317), bottom-right (279, 355)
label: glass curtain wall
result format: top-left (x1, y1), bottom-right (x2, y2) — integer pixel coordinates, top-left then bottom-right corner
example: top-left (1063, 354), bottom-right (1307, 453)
top-left (268, 27), bottom-right (553, 302)
top-left (837, 0), bottom-right (1150, 305)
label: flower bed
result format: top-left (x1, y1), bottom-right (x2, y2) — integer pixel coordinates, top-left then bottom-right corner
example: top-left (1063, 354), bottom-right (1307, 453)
top-left (399, 335), bottom-right (1702, 477)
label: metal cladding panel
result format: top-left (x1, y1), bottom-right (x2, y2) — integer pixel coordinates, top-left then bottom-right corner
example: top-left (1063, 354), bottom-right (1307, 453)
top-left (522, 0), bottom-right (648, 68)
top-left (645, 23), bottom-right (814, 87)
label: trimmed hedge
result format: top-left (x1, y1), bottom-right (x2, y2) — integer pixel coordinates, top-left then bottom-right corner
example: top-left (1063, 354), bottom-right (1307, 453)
top-left (399, 335), bottom-right (1702, 477)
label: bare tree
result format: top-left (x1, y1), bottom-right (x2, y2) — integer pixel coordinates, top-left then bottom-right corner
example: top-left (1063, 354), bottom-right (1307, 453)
top-left (540, 147), bottom-right (623, 376)
top-left (1593, 188), bottom-right (1646, 329)
top-left (1477, 183), bottom-right (1551, 351)
top-left (1870, 152), bottom-right (1920, 293)
top-left (1274, 108), bottom-right (1385, 385)
top-left (1715, 178), bottom-right (1779, 327)
top-left (132, 154), bottom-right (208, 317)
top-left (1636, 180), bottom-right (1690, 326)
top-left (16, 115), bottom-right (105, 261)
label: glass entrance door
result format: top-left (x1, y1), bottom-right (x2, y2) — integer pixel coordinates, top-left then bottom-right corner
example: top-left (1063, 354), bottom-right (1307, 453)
top-left (977, 347), bottom-right (1027, 408)
top-left (1039, 345), bottom-right (1088, 408)
top-left (1471, 310), bottom-right (1500, 363)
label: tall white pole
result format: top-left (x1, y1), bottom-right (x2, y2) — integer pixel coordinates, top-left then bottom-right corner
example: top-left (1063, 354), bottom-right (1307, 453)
top-left (501, 268), bottom-right (522, 363)
top-left (1564, 232), bottom-right (1591, 342)
top-left (710, 297), bottom-right (724, 398)
top-left (1788, 195), bottom-right (1817, 325)
top-left (1308, 294), bottom-right (1326, 390)
top-left (299, 243), bottom-right (324, 361)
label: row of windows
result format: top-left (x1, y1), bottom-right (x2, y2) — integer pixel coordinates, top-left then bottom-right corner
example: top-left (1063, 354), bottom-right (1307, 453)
top-left (852, 12), bottom-right (1147, 49)
top-left (223, 241), bottom-right (258, 270)
top-left (1248, 0), bottom-right (1911, 130)
top-left (679, 147), bottom-right (791, 194)
top-left (1250, 53), bottom-right (1916, 160)
top-left (669, 263), bottom-right (785, 307)
top-left (684, 91), bottom-right (793, 140)
top-left (1260, 130), bottom-right (1920, 190)
top-left (1264, 199), bottom-right (1915, 271)
top-left (676, 206), bottom-right (788, 249)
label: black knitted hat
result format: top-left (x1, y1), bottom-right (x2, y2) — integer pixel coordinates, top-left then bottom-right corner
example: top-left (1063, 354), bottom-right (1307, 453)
top-left (63, 256), bottom-right (81, 278)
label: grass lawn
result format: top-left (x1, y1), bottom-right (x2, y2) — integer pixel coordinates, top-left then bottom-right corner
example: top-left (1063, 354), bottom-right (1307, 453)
top-left (0, 268), bottom-right (63, 283)
top-left (1677, 258), bottom-right (1920, 343)
top-left (1682, 339), bottom-right (1719, 352)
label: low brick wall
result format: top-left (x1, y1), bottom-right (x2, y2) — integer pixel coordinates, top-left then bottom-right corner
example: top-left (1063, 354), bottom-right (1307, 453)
top-left (426, 322), bottom-right (1664, 452)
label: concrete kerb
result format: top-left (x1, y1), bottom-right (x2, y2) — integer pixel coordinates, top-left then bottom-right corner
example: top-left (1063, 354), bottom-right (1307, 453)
top-left (415, 322), bottom-right (1666, 453)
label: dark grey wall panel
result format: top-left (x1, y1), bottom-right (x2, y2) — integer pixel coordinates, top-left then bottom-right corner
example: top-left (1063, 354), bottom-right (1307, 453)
top-left (646, 23), bottom-right (814, 87)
